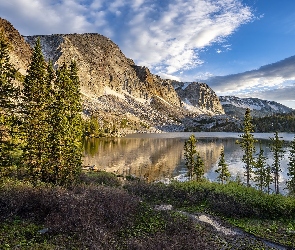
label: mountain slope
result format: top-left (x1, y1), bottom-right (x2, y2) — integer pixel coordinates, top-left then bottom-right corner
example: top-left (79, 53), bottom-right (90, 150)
top-left (219, 96), bottom-right (293, 118)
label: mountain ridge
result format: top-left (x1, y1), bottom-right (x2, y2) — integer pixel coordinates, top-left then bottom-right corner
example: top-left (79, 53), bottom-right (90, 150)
top-left (1, 16), bottom-right (293, 134)
top-left (219, 96), bottom-right (293, 119)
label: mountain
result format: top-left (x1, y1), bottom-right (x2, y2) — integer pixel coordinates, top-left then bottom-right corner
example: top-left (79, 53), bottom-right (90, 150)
top-left (219, 96), bottom-right (293, 118)
top-left (173, 82), bottom-right (224, 115)
top-left (0, 17), bottom-right (226, 134)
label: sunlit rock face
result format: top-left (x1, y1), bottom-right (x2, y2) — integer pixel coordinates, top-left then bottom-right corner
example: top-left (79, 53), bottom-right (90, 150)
top-left (173, 82), bottom-right (225, 115)
top-left (0, 18), bottom-right (32, 75)
top-left (1, 16), bottom-right (226, 132)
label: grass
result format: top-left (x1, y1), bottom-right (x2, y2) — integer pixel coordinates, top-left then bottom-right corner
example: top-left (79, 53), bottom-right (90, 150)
top-left (0, 174), bottom-right (294, 249)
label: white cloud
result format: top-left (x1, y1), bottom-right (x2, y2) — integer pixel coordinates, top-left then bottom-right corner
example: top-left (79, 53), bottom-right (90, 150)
top-left (0, 0), bottom-right (253, 75)
top-left (206, 56), bottom-right (295, 108)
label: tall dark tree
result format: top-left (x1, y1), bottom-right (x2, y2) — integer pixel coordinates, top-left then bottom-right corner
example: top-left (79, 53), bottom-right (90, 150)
top-left (287, 136), bottom-right (295, 195)
top-left (269, 131), bottom-right (284, 194)
top-left (193, 152), bottom-right (204, 182)
top-left (184, 134), bottom-right (204, 181)
top-left (237, 108), bottom-right (256, 186)
top-left (215, 147), bottom-right (231, 184)
top-left (0, 29), bottom-right (19, 177)
top-left (22, 38), bottom-right (51, 183)
top-left (184, 134), bottom-right (197, 180)
top-left (47, 62), bottom-right (82, 185)
top-left (253, 142), bottom-right (268, 192)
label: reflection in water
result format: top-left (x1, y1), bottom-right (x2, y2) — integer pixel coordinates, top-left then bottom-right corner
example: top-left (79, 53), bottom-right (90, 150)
top-left (83, 133), bottom-right (293, 191)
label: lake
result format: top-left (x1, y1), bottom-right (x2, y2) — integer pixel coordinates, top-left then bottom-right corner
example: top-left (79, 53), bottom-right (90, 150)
top-left (83, 132), bottom-right (295, 192)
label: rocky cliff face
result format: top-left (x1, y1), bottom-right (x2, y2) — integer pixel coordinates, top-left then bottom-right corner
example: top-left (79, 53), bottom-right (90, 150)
top-left (24, 34), bottom-right (182, 107)
top-left (173, 82), bottom-right (224, 115)
top-left (0, 18), bottom-right (32, 75)
top-left (220, 96), bottom-right (293, 118)
top-left (1, 17), bottom-right (226, 133)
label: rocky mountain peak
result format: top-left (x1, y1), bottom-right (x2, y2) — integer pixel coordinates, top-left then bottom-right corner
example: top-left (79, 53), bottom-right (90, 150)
top-left (0, 17), bottom-right (32, 74)
top-left (173, 82), bottom-right (224, 115)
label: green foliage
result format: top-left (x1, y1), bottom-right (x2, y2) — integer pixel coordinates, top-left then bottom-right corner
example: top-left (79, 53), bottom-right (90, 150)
top-left (287, 136), bottom-right (295, 196)
top-left (215, 147), bottom-right (231, 184)
top-left (21, 38), bottom-right (51, 184)
top-left (80, 170), bottom-right (121, 187)
top-left (0, 30), bottom-right (20, 178)
top-left (253, 111), bottom-right (295, 132)
top-left (228, 218), bottom-right (295, 248)
top-left (183, 134), bottom-right (204, 181)
top-left (21, 40), bottom-right (82, 186)
top-left (237, 108), bottom-right (256, 186)
top-left (269, 131), bottom-right (285, 194)
top-left (253, 142), bottom-right (272, 193)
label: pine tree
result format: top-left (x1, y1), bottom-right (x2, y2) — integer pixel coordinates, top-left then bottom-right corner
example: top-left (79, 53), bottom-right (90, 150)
top-left (184, 134), bottom-right (204, 181)
top-left (237, 108), bottom-right (256, 186)
top-left (253, 142), bottom-right (268, 192)
top-left (215, 147), bottom-right (231, 184)
top-left (184, 134), bottom-right (197, 180)
top-left (0, 30), bottom-right (19, 177)
top-left (47, 62), bottom-right (82, 185)
top-left (21, 38), bottom-right (50, 183)
top-left (269, 131), bottom-right (284, 194)
top-left (287, 136), bottom-right (295, 195)
top-left (193, 152), bottom-right (204, 182)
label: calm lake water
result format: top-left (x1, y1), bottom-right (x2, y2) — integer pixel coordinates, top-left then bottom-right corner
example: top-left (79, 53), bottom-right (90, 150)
top-left (83, 132), bottom-right (295, 192)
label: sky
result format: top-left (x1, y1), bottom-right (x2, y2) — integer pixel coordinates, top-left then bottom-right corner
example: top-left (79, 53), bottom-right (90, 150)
top-left (0, 0), bottom-right (295, 108)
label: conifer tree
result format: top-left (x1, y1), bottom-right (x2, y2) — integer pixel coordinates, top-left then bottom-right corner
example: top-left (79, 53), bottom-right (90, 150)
top-left (0, 30), bottom-right (19, 177)
top-left (215, 147), bottom-right (231, 184)
top-left (184, 134), bottom-right (197, 180)
top-left (237, 108), bottom-right (256, 186)
top-left (193, 151), bottom-right (204, 182)
top-left (48, 62), bottom-right (82, 185)
top-left (287, 136), bottom-right (295, 195)
top-left (269, 131), bottom-right (284, 194)
top-left (184, 134), bottom-right (204, 181)
top-left (22, 38), bottom-right (50, 183)
top-left (253, 142), bottom-right (268, 191)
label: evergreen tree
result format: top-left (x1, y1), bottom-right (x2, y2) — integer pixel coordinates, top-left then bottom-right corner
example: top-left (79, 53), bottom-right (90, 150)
top-left (0, 30), bottom-right (19, 177)
top-left (237, 108), bottom-right (256, 186)
top-left (287, 136), bottom-right (295, 195)
top-left (253, 142), bottom-right (268, 192)
top-left (22, 38), bottom-right (50, 183)
top-left (193, 152), bottom-right (204, 182)
top-left (269, 131), bottom-right (284, 194)
top-left (184, 134), bottom-right (204, 181)
top-left (215, 147), bottom-right (231, 184)
top-left (265, 165), bottom-right (273, 195)
top-left (47, 62), bottom-right (82, 185)
top-left (184, 134), bottom-right (197, 180)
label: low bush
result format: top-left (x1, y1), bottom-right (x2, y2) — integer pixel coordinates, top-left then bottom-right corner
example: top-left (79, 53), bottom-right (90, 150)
top-left (125, 180), bottom-right (295, 219)
top-left (80, 170), bottom-right (121, 187)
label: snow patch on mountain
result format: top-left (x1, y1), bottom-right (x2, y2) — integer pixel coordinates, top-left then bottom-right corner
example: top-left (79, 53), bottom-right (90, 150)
top-left (219, 96), bottom-right (293, 118)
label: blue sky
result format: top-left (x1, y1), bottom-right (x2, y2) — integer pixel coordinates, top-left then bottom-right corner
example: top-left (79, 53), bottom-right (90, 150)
top-left (0, 0), bottom-right (295, 108)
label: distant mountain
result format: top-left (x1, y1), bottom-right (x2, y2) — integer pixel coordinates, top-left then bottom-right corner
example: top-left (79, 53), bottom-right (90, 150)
top-left (219, 96), bottom-right (293, 118)
top-left (0, 16), bottom-right (227, 134)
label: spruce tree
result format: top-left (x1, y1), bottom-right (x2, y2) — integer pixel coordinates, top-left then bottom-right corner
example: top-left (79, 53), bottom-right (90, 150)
top-left (22, 38), bottom-right (50, 183)
top-left (237, 108), bottom-right (256, 186)
top-left (215, 147), bottom-right (231, 184)
top-left (184, 134), bottom-right (197, 180)
top-left (269, 131), bottom-right (284, 194)
top-left (287, 136), bottom-right (295, 195)
top-left (184, 134), bottom-right (204, 181)
top-left (193, 152), bottom-right (205, 182)
top-left (0, 30), bottom-right (19, 177)
top-left (253, 142), bottom-right (268, 192)
top-left (48, 62), bottom-right (82, 185)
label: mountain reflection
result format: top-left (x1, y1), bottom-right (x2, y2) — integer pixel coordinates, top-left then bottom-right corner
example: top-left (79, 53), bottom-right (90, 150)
top-left (83, 137), bottom-right (224, 182)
